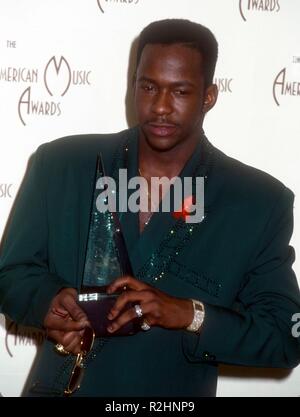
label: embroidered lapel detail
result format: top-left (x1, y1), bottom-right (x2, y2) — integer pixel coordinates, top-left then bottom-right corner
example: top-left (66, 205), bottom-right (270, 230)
top-left (168, 260), bottom-right (222, 298)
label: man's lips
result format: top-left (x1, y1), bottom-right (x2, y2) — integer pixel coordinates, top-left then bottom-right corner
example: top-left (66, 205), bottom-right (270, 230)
top-left (147, 123), bottom-right (178, 137)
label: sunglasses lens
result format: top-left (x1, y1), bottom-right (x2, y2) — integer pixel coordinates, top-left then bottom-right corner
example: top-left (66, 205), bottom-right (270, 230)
top-left (68, 363), bottom-right (84, 393)
top-left (81, 326), bottom-right (95, 353)
top-left (64, 327), bottom-right (95, 396)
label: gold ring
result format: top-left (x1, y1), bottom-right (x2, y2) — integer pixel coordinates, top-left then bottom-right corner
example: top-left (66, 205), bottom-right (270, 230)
top-left (54, 343), bottom-right (71, 356)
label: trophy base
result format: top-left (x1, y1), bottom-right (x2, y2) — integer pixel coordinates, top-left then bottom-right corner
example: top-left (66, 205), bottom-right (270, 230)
top-left (78, 287), bottom-right (141, 337)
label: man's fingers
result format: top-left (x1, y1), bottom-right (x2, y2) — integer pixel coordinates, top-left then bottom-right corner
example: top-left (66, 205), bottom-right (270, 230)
top-left (45, 312), bottom-right (89, 332)
top-left (59, 294), bottom-right (88, 323)
top-left (51, 306), bottom-right (69, 318)
top-left (47, 329), bottom-right (83, 355)
top-left (108, 290), bottom-right (153, 320)
top-left (107, 306), bottom-right (139, 333)
top-left (107, 301), bottom-right (156, 333)
top-left (45, 288), bottom-right (88, 331)
top-left (107, 276), bottom-right (149, 294)
top-left (56, 318), bottom-right (89, 332)
top-left (62, 331), bottom-right (83, 354)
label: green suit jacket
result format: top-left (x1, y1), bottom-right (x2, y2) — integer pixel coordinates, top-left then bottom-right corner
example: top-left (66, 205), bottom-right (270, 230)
top-left (0, 127), bottom-right (299, 397)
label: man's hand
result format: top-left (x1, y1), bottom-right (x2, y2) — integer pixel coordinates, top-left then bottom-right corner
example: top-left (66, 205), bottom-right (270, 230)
top-left (106, 276), bottom-right (194, 333)
top-left (44, 288), bottom-right (90, 354)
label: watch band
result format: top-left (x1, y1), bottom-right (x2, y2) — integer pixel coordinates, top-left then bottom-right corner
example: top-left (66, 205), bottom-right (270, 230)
top-left (186, 299), bottom-right (205, 332)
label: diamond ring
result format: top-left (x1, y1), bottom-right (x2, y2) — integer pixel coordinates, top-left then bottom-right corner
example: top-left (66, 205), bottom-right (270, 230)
top-left (141, 320), bottom-right (151, 331)
top-left (134, 304), bottom-right (143, 318)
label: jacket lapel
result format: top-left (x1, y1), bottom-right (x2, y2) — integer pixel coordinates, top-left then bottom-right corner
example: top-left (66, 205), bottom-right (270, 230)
top-left (128, 133), bottom-right (216, 282)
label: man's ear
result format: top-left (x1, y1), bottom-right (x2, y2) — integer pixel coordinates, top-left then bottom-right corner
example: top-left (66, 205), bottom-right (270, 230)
top-left (202, 84), bottom-right (218, 114)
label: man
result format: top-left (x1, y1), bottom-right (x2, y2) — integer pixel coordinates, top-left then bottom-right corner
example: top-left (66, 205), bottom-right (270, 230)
top-left (0, 19), bottom-right (299, 397)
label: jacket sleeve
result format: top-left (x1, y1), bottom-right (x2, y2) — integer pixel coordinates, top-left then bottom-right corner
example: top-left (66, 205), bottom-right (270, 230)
top-left (0, 145), bottom-right (71, 329)
top-left (182, 187), bottom-right (300, 368)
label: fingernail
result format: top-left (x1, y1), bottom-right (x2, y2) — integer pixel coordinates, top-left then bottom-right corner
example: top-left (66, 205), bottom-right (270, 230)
top-left (107, 326), bottom-right (114, 332)
top-left (107, 313), bottom-right (113, 320)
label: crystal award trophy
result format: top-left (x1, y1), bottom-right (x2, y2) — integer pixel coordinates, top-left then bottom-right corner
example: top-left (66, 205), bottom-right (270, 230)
top-left (78, 154), bottom-right (140, 337)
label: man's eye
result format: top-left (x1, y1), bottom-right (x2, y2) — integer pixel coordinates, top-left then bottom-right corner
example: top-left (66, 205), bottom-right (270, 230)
top-left (175, 89), bottom-right (189, 96)
top-left (141, 84), bottom-right (156, 92)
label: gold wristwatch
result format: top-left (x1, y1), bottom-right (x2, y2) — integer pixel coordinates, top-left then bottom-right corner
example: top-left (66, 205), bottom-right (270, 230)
top-left (186, 299), bottom-right (205, 332)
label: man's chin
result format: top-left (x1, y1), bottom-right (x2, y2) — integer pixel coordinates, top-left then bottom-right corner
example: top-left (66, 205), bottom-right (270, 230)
top-left (141, 129), bottom-right (181, 152)
top-left (145, 136), bottom-right (180, 152)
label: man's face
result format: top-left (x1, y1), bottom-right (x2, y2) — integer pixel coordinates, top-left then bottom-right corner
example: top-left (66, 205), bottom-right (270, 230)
top-left (134, 43), bottom-right (216, 152)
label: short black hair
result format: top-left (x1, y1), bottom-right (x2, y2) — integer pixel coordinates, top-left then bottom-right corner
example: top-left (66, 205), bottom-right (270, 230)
top-left (136, 19), bottom-right (218, 88)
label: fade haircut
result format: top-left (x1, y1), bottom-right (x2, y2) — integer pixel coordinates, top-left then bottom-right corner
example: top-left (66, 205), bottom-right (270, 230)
top-left (136, 19), bottom-right (218, 88)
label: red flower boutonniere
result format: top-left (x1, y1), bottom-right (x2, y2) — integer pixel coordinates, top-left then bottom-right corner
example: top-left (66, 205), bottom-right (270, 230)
top-left (172, 195), bottom-right (195, 221)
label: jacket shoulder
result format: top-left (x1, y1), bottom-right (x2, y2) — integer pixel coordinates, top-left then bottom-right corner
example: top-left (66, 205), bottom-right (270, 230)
top-left (32, 128), bottom-right (137, 177)
top-left (38, 128), bottom-right (133, 160)
top-left (211, 145), bottom-right (294, 209)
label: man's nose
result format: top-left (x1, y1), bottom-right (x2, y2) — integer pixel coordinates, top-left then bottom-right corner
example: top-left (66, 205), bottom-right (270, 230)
top-left (152, 90), bottom-right (172, 115)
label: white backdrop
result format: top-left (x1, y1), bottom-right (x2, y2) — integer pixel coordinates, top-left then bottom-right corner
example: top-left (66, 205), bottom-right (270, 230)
top-left (0, 0), bottom-right (299, 397)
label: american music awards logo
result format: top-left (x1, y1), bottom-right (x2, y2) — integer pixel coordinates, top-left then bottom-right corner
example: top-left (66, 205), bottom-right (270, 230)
top-left (0, 184), bottom-right (13, 198)
top-left (97, 0), bottom-right (140, 14)
top-left (0, 56), bottom-right (91, 126)
top-left (239, 0), bottom-right (280, 21)
top-left (273, 58), bottom-right (300, 106)
top-left (214, 77), bottom-right (233, 93)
